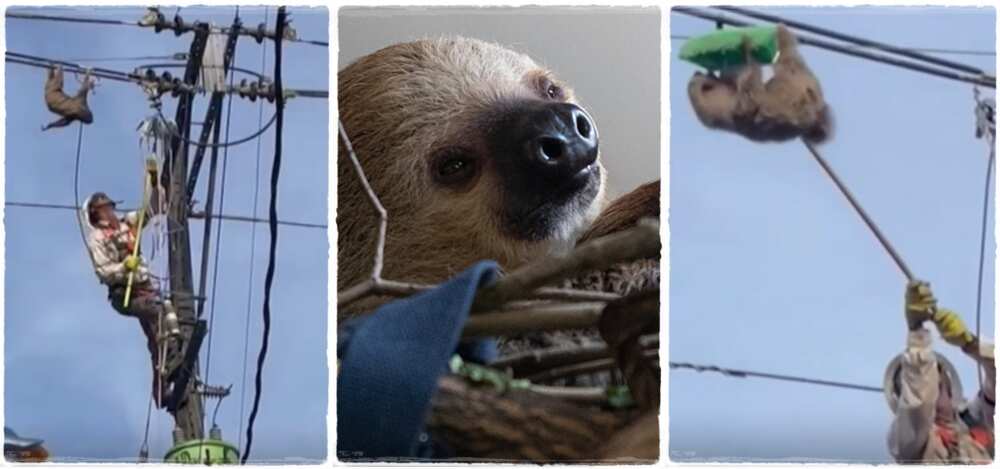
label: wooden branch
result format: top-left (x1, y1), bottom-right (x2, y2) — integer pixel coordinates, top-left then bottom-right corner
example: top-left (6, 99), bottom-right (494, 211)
top-left (472, 218), bottom-right (660, 312)
top-left (338, 278), bottom-right (618, 309)
top-left (599, 289), bottom-right (661, 411)
top-left (462, 302), bottom-right (605, 338)
top-left (493, 335), bottom-right (659, 377)
top-left (426, 376), bottom-right (634, 462)
top-left (337, 121), bottom-right (388, 301)
top-left (525, 349), bottom-right (659, 383)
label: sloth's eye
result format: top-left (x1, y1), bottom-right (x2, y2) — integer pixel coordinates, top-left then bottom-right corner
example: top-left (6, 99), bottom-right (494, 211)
top-left (546, 84), bottom-right (562, 99)
top-left (432, 149), bottom-right (478, 186)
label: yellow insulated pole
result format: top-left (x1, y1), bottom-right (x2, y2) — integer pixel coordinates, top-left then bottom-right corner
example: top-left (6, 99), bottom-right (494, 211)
top-left (123, 159), bottom-right (154, 308)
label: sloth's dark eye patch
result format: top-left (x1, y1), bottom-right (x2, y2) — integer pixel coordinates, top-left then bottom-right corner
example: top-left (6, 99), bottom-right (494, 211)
top-left (431, 148), bottom-right (479, 187)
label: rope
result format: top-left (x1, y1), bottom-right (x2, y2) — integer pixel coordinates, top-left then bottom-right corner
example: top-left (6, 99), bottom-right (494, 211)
top-left (72, 124), bottom-right (92, 255)
top-left (242, 7), bottom-right (285, 463)
top-left (239, 7), bottom-right (269, 453)
top-left (669, 361), bottom-right (883, 393)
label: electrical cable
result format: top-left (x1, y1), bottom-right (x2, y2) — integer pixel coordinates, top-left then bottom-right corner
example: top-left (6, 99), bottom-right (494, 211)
top-left (671, 7), bottom-right (995, 88)
top-left (203, 7), bottom-right (241, 429)
top-left (242, 6), bottom-right (284, 464)
top-left (714, 6), bottom-right (990, 76)
top-left (239, 7), bottom-right (269, 454)
top-left (669, 361), bottom-right (883, 393)
top-left (670, 34), bottom-right (996, 57)
top-left (5, 201), bottom-right (325, 229)
top-left (5, 10), bottom-right (328, 47)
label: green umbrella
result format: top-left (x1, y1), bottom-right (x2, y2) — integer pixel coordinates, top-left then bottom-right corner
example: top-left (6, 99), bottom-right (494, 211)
top-left (679, 26), bottom-right (779, 71)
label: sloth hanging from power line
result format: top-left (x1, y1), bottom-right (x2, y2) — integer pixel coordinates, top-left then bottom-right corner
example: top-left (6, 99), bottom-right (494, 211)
top-left (42, 65), bottom-right (96, 131)
top-left (685, 24), bottom-right (834, 144)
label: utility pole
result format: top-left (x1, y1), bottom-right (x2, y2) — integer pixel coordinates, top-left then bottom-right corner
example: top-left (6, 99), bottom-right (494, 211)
top-left (165, 24), bottom-right (209, 443)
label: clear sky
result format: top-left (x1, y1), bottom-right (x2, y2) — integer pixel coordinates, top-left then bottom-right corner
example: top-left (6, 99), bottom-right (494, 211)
top-left (669, 6), bottom-right (996, 463)
top-left (4, 6), bottom-right (328, 462)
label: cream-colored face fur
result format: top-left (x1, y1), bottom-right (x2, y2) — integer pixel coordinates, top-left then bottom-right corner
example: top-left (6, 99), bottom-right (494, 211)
top-left (338, 36), bottom-right (606, 302)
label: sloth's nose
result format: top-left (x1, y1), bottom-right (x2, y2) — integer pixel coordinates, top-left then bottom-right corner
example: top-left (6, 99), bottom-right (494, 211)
top-left (523, 103), bottom-right (599, 181)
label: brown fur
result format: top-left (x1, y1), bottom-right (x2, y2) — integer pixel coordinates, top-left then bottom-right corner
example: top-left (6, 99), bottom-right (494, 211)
top-left (687, 24), bottom-right (832, 144)
top-left (338, 37), bottom-right (606, 316)
top-left (43, 66), bottom-right (95, 131)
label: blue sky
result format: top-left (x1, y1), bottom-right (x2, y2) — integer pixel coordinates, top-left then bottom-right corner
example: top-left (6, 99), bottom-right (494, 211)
top-left (669, 6), bottom-right (996, 463)
top-left (4, 6), bottom-right (327, 462)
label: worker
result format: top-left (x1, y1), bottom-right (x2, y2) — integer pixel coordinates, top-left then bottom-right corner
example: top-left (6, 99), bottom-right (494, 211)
top-left (886, 280), bottom-right (995, 463)
top-left (80, 160), bottom-right (179, 406)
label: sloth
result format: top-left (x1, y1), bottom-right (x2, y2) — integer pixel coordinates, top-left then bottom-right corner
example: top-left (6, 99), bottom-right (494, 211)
top-left (338, 37), bottom-right (607, 316)
top-left (687, 24), bottom-right (832, 144)
top-left (42, 66), bottom-right (96, 131)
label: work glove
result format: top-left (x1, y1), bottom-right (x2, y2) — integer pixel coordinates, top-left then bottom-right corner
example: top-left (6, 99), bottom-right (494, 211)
top-left (145, 158), bottom-right (159, 179)
top-left (905, 280), bottom-right (936, 330)
top-left (932, 308), bottom-right (976, 348)
top-left (123, 255), bottom-right (141, 272)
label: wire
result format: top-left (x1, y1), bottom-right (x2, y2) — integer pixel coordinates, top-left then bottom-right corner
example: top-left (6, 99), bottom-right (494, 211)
top-left (714, 6), bottom-right (990, 76)
top-left (155, 107), bottom-right (278, 149)
top-left (671, 7), bottom-right (995, 89)
top-left (242, 6), bottom-right (285, 464)
top-left (4, 201), bottom-right (325, 229)
top-left (203, 8), bottom-right (241, 429)
top-left (973, 90), bottom-right (995, 392)
top-left (238, 6), bottom-right (269, 455)
top-left (670, 34), bottom-right (996, 58)
top-left (6, 11), bottom-right (135, 26)
top-left (669, 361), bottom-right (883, 393)
top-left (5, 10), bottom-right (329, 47)
top-left (6, 51), bottom-right (329, 99)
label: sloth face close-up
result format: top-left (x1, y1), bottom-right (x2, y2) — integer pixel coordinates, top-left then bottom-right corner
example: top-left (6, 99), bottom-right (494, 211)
top-left (338, 36), bottom-right (606, 298)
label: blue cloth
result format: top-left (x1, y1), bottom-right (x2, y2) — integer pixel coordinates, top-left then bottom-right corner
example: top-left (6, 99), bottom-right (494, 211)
top-left (337, 261), bottom-right (500, 460)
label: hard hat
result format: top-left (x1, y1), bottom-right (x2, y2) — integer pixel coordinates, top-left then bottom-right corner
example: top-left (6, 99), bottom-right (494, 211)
top-left (86, 192), bottom-right (121, 225)
top-left (884, 352), bottom-right (965, 413)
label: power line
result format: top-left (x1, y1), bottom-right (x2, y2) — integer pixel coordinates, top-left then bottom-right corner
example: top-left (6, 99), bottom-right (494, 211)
top-left (5, 10), bottom-right (329, 47)
top-left (6, 51), bottom-right (329, 99)
top-left (242, 6), bottom-right (287, 463)
top-left (5, 201), bottom-right (326, 229)
top-left (714, 6), bottom-right (990, 76)
top-left (670, 34), bottom-right (996, 58)
top-left (669, 361), bottom-right (883, 393)
top-left (239, 5), bottom-right (269, 455)
top-left (671, 6), bottom-right (995, 89)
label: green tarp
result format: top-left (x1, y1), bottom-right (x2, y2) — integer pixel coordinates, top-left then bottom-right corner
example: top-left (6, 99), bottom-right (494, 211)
top-left (679, 26), bottom-right (779, 71)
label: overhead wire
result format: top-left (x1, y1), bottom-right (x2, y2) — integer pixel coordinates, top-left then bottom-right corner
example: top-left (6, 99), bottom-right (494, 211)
top-left (5, 10), bottom-right (329, 48)
top-left (242, 6), bottom-right (286, 463)
top-left (238, 6), bottom-right (269, 455)
top-left (5, 51), bottom-right (329, 99)
top-left (714, 5), bottom-right (990, 77)
top-left (669, 34), bottom-right (996, 58)
top-left (671, 6), bottom-right (995, 88)
top-left (669, 361), bottom-right (883, 393)
top-left (203, 6), bottom-right (241, 431)
top-left (5, 201), bottom-right (326, 229)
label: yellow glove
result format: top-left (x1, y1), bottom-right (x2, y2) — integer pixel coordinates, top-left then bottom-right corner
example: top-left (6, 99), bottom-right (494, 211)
top-left (123, 255), bottom-right (141, 272)
top-left (905, 280), bottom-right (936, 330)
top-left (145, 158), bottom-right (159, 178)
top-left (932, 308), bottom-right (975, 348)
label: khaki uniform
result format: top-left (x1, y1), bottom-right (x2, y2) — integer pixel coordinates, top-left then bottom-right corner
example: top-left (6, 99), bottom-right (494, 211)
top-left (887, 329), bottom-right (995, 463)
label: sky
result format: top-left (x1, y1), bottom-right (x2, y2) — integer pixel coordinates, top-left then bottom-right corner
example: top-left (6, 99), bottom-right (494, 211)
top-left (669, 6), bottom-right (996, 463)
top-left (4, 6), bottom-right (328, 463)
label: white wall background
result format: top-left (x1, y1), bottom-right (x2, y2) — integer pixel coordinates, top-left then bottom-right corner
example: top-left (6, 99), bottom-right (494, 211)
top-left (338, 6), bottom-right (661, 198)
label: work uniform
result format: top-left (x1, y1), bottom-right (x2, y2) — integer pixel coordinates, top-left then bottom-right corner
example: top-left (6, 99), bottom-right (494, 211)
top-left (887, 329), bottom-right (995, 463)
top-left (81, 190), bottom-right (171, 405)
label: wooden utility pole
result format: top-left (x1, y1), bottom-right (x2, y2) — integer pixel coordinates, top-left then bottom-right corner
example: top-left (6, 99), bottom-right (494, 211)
top-left (165, 24), bottom-right (210, 443)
